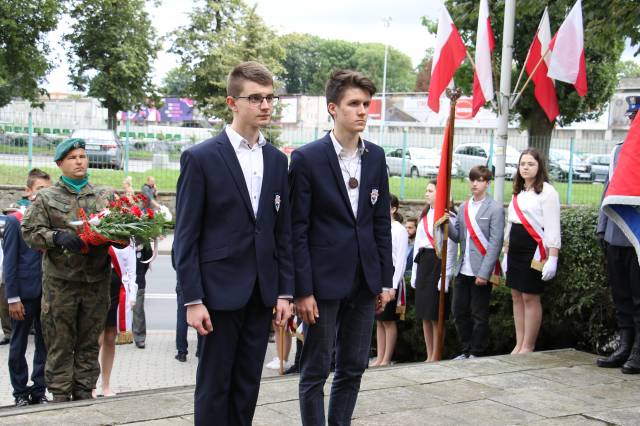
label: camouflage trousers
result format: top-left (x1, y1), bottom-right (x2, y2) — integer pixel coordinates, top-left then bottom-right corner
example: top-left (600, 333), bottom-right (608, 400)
top-left (40, 275), bottom-right (110, 399)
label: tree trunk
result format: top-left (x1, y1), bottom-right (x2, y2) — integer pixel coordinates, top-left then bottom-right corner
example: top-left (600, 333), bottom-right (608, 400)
top-left (527, 103), bottom-right (554, 159)
top-left (108, 108), bottom-right (118, 132)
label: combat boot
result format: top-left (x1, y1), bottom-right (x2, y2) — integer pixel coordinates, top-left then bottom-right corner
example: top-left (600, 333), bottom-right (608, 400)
top-left (622, 331), bottom-right (640, 374)
top-left (597, 328), bottom-right (634, 368)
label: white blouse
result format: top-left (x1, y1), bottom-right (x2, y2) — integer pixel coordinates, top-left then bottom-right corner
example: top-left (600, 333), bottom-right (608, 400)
top-left (390, 220), bottom-right (409, 290)
top-left (410, 209), bottom-right (457, 288)
top-left (506, 181), bottom-right (561, 250)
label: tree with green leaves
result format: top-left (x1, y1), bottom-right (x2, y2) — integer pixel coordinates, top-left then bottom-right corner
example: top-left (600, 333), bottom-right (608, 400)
top-left (415, 49), bottom-right (434, 92)
top-left (65, 0), bottom-right (160, 130)
top-left (279, 34), bottom-right (416, 95)
top-left (618, 60), bottom-right (640, 79)
top-left (426, 1), bottom-right (637, 154)
top-left (0, 0), bottom-right (63, 107)
top-left (170, 0), bottom-right (284, 123)
top-left (161, 66), bottom-right (193, 97)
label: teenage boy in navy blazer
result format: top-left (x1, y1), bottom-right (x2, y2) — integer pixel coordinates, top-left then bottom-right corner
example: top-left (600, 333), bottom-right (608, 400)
top-left (4, 169), bottom-right (52, 406)
top-left (290, 69), bottom-right (393, 425)
top-left (448, 166), bottom-right (504, 359)
top-left (174, 61), bottom-right (293, 426)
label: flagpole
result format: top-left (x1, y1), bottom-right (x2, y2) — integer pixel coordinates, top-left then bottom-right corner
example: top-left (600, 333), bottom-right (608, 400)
top-left (509, 47), bottom-right (551, 109)
top-left (277, 325), bottom-right (285, 375)
top-left (434, 87), bottom-right (461, 362)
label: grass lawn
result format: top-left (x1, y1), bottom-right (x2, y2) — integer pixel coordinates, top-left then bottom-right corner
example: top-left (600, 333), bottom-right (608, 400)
top-left (389, 176), bottom-right (603, 206)
top-left (0, 164), bottom-right (604, 205)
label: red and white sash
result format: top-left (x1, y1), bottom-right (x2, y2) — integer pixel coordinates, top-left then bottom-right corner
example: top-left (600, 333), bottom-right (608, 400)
top-left (512, 194), bottom-right (547, 271)
top-left (109, 247), bottom-right (132, 335)
top-left (422, 213), bottom-right (435, 249)
top-left (464, 201), bottom-right (502, 285)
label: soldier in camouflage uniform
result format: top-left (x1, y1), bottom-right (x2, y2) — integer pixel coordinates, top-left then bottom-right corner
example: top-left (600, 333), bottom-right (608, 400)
top-left (22, 138), bottom-right (115, 402)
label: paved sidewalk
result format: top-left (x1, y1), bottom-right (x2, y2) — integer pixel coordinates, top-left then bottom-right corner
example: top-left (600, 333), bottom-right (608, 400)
top-left (2, 349), bottom-right (640, 425)
top-left (0, 329), bottom-right (286, 408)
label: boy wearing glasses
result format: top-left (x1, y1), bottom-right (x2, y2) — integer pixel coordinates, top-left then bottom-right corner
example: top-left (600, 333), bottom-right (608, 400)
top-left (174, 61), bottom-right (293, 425)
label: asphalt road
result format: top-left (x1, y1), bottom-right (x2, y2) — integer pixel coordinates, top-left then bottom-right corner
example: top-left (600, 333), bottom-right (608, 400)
top-left (143, 254), bottom-right (180, 330)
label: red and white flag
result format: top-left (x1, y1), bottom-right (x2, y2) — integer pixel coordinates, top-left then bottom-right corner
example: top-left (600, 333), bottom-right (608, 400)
top-left (547, 0), bottom-right (587, 96)
top-left (427, 5), bottom-right (467, 113)
top-left (525, 7), bottom-right (559, 122)
top-left (471, 0), bottom-right (494, 117)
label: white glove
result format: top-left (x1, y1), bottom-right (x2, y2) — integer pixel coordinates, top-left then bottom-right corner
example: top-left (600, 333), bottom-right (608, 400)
top-left (541, 255), bottom-right (558, 281)
top-left (501, 253), bottom-right (508, 274)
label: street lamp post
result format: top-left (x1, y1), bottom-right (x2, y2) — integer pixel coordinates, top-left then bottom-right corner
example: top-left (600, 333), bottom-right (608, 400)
top-left (378, 17), bottom-right (392, 146)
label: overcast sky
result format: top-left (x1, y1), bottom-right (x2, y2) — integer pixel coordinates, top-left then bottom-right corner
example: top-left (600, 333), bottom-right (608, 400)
top-left (44, 0), bottom-right (638, 93)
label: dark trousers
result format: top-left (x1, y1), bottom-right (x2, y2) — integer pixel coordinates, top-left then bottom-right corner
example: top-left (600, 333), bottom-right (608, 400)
top-left (299, 271), bottom-right (375, 426)
top-left (452, 274), bottom-right (492, 356)
top-left (194, 284), bottom-right (272, 426)
top-left (9, 297), bottom-right (47, 400)
top-left (0, 282), bottom-right (11, 338)
top-left (607, 245), bottom-right (640, 332)
top-left (132, 288), bottom-right (146, 345)
top-left (176, 285), bottom-right (202, 355)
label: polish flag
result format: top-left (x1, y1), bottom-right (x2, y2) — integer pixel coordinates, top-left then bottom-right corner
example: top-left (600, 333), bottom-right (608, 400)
top-left (547, 0), bottom-right (587, 96)
top-left (471, 0), bottom-right (494, 117)
top-left (525, 8), bottom-right (559, 122)
top-left (427, 5), bottom-right (467, 113)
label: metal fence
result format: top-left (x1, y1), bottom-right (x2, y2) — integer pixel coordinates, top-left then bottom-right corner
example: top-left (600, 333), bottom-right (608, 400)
top-left (0, 111), bottom-right (617, 206)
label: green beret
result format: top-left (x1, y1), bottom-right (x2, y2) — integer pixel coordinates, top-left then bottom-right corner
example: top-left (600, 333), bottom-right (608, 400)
top-left (54, 138), bottom-right (86, 162)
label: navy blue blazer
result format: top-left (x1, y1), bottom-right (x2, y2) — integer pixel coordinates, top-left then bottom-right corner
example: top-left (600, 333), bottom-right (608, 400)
top-left (2, 214), bottom-right (43, 300)
top-left (289, 133), bottom-right (393, 300)
top-left (174, 131), bottom-right (294, 311)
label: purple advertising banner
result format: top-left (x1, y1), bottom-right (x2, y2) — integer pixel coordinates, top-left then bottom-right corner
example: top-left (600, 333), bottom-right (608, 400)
top-left (118, 98), bottom-right (194, 122)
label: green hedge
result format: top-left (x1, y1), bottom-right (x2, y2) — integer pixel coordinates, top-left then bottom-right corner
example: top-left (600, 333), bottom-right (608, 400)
top-left (385, 207), bottom-right (616, 362)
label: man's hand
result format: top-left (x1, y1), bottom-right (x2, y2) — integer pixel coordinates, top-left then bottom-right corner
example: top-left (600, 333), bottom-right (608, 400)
top-left (475, 277), bottom-right (488, 286)
top-left (295, 295), bottom-right (319, 325)
top-left (9, 301), bottom-right (25, 321)
top-left (54, 231), bottom-right (84, 252)
top-left (376, 291), bottom-right (392, 314)
top-left (187, 303), bottom-right (213, 336)
top-left (388, 289), bottom-right (396, 300)
top-left (274, 299), bottom-right (292, 327)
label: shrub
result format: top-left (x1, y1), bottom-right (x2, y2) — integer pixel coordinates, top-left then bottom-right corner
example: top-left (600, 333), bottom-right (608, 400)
top-left (382, 206), bottom-right (616, 362)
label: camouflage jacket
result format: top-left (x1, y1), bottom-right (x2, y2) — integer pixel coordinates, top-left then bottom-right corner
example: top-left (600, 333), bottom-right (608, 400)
top-left (21, 180), bottom-right (115, 283)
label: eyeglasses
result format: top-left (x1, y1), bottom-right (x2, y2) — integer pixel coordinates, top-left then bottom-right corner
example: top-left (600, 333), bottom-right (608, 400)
top-left (234, 94), bottom-right (279, 105)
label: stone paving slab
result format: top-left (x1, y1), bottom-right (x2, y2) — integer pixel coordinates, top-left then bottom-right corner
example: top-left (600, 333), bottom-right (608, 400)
top-left (2, 349), bottom-right (640, 425)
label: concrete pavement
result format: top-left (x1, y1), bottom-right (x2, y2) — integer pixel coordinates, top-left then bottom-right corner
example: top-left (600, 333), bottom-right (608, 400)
top-left (2, 349), bottom-right (640, 425)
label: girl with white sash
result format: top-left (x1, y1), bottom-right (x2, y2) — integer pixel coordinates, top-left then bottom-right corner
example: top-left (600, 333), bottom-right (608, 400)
top-left (372, 194), bottom-right (408, 367)
top-left (503, 149), bottom-right (561, 354)
top-left (95, 242), bottom-right (137, 397)
top-left (411, 180), bottom-right (457, 362)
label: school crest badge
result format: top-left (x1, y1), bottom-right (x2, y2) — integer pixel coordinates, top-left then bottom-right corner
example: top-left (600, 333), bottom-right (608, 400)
top-left (370, 188), bottom-right (379, 205)
top-left (274, 194), bottom-right (281, 212)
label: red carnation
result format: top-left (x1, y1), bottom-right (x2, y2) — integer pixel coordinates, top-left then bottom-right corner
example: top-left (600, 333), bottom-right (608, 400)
top-left (146, 208), bottom-right (155, 219)
top-left (131, 205), bottom-right (143, 218)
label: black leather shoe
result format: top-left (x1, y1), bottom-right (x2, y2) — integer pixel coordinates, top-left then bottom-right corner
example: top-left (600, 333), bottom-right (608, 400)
top-left (30, 395), bottom-right (49, 404)
top-left (135, 341), bottom-right (145, 349)
top-left (597, 329), bottom-right (634, 368)
top-left (15, 396), bottom-right (30, 407)
top-left (283, 364), bottom-right (299, 375)
top-left (622, 348), bottom-right (640, 374)
top-left (175, 353), bottom-right (187, 362)
top-left (0, 337), bottom-right (10, 345)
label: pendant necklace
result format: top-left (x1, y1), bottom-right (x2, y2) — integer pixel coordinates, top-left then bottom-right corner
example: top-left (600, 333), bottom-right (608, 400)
top-left (339, 153), bottom-right (360, 189)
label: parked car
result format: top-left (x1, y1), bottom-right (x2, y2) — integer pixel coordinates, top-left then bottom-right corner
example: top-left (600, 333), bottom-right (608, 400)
top-left (547, 149), bottom-right (592, 182)
top-left (385, 147), bottom-right (460, 178)
top-left (453, 143), bottom-right (520, 179)
top-left (584, 154), bottom-right (610, 183)
top-left (70, 128), bottom-right (123, 169)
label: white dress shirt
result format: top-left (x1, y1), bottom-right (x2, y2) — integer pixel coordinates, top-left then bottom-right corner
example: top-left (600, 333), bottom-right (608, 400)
top-left (461, 197), bottom-right (485, 277)
top-left (226, 126), bottom-right (266, 216)
top-left (391, 220), bottom-right (409, 289)
top-left (506, 182), bottom-right (561, 249)
top-left (330, 131), bottom-right (364, 217)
